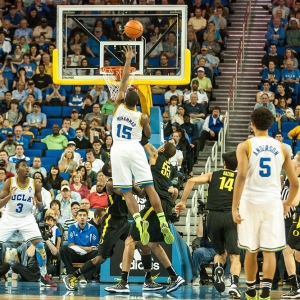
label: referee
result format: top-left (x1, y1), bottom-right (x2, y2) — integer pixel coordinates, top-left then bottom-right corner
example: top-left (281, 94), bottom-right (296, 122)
top-left (177, 151), bottom-right (241, 298)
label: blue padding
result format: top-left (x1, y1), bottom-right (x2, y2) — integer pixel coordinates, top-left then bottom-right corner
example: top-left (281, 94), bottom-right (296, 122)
top-left (42, 157), bottom-right (58, 165)
top-left (41, 106), bottom-right (62, 118)
top-left (46, 150), bottom-right (64, 158)
top-left (284, 139), bottom-right (293, 147)
top-left (150, 106), bottom-right (162, 134)
top-left (152, 94), bottom-right (165, 106)
top-left (30, 142), bottom-right (47, 150)
top-left (24, 149), bottom-right (42, 157)
top-left (149, 133), bottom-right (162, 149)
top-left (148, 57), bottom-right (159, 67)
top-left (87, 57), bottom-right (100, 66)
top-left (60, 172), bottom-right (70, 180)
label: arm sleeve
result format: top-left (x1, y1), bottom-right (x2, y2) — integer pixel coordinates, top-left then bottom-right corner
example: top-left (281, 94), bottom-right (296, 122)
top-left (202, 116), bottom-right (210, 132)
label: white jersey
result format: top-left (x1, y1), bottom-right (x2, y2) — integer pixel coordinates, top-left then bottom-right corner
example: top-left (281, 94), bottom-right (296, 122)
top-left (112, 104), bottom-right (142, 142)
top-left (242, 137), bottom-right (284, 205)
top-left (5, 177), bottom-right (35, 218)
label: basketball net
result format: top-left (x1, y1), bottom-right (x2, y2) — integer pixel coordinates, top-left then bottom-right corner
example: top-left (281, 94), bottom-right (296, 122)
top-left (100, 66), bottom-right (136, 100)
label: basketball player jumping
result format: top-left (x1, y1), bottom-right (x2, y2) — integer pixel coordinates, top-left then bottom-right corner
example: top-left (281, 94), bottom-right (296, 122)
top-left (111, 45), bottom-right (173, 245)
top-left (0, 160), bottom-right (56, 287)
top-left (232, 108), bottom-right (299, 300)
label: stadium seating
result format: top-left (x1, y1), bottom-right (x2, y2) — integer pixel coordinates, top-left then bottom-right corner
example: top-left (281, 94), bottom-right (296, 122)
top-left (42, 106), bottom-right (62, 118)
top-left (46, 118), bottom-right (63, 129)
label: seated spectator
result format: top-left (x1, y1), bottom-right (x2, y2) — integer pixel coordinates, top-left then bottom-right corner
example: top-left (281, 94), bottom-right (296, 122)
top-left (89, 85), bottom-right (108, 106)
top-left (12, 45), bottom-right (24, 66)
top-left (0, 119), bottom-right (12, 135)
top-left (70, 172), bottom-right (89, 200)
top-left (83, 161), bottom-right (97, 184)
top-left (286, 20), bottom-right (300, 47)
top-left (63, 201), bottom-right (80, 241)
top-left (164, 85), bottom-right (183, 105)
top-left (281, 59), bottom-right (300, 93)
top-left (27, 7), bottom-right (41, 29)
top-left (0, 133), bottom-right (16, 157)
top-left (184, 80), bottom-right (209, 106)
top-left (261, 61), bottom-right (281, 92)
top-left (208, 6), bottom-right (227, 40)
top-left (85, 149), bottom-right (104, 173)
top-left (162, 111), bottom-right (173, 138)
top-left (276, 98), bottom-right (295, 123)
top-left (268, 9), bottom-right (288, 30)
top-left (21, 80), bottom-right (43, 104)
top-left (145, 31), bottom-right (163, 62)
top-left (191, 67), bottom-right (212, 97)
top-left (283, 48), bottom-right (298, 68)
top-left (84, 103), bottom-right (106, 126)
top-left (273, 131), bottom-right (294, 157)
top-left (81, 95), bottom-right (93, 117)
top-left (76, 165), bottom-right (92, 189)
top-left (288, 124), bottom-right (300, 140)
top-left (37, 53), bottom-right (52, 77)
top-left (59, 209), bottom-right (99, 280)
top-left (0, 56), bottom-right (17, 88)
top-left (76, 58), bottom-right (94, 76)
top-left (19, 36), bottom-right (30, 54)
top-left (69, 86), bottom-right (84, 107)
top-left (59, 118), bottom-right (76, 141)
top-left (0, 91), bottom-right (12, 114)
top-left (32, 18), bottom-right (52, 43)
top-left (71, 128), bottom-right (92, 150)
top-left (262, 44), bottom-right (284, 69)
top-left (194, 47), bottom-right (217, 72)
top-left (22, 122), bottom-right (34, 138)
top-left (203, 21), bottom-right (222, 45)
top-left (9, 144), bottom-right (30, 165)
top-left (101, 97), bottom-right (114, 117)
top-left (171, 106), bottom-right (185, 125)
top-left (29, 156), bottom-right (47, 178)
top-left (88, 208), bottom-right (106, 237)
top-left (32, 64), bottom-right (53, 97)
top-left (14, 125), bottom-right (29, 149)
top-left (102, 135), bottom-right (112, 158)
top-left (0, 32), bottom-right (11, 60)
top-left (5, 99), bottom-right (23, 126)
top-left (86, 27), bottom-right (107, 57)
top-left (187, 30), bottom-right (201, 59)
top-left (254, 93), bottom-right (276, 118)
top-left (272, 0), bottom-right (290, 19)
top-left (150, 12), bottom-right (168, 32)
top-left (23, 93), bottom-right (35, 114)
top-left (34, 171), bottom-right (54, 203)
top-left (29, 44), bottom-right (41, 66)
top-left (156, 53), bottom-right (175, 76)
top-left (18, 54), bottom-right (36, 79)
top-left (274, 82), bottom-right (292, 106)
top-left (37, 35), bottom-right (48, 54)
top-left (199, 106), bottom-right (226, 151)
top-left (70, 109), bottom-right (81, 130)
top-left (41, 124), bottom-right (68, 150)
top-left (256, 80), bottom-right (275, 103)
top-left (12, 82), bottom-right (26, 103)
top-left (45, 84), bottom-right (67, 106)
top-left (266, 18), bottom-right (286, 46)
top-left (14, 20), bottom-right (32, 44)
top-left (68, 45), bottom-right (85, 66)
top-left (86, 181), bottom-right (108, 209)
top-left (26, 102), bottom-right (47, 130)
top-left (89, 118), bottom-right (105, 143)
top-left (60, 140), bottom-right (81, 165)
top-left (89, 170), bottom-right (107, 192)
top-left (58, 147), bottom-right (78, 175)
top-left (56, 180), bottom-right (81, 204)
top-left (0, 149), bottom-right (16, 174)
top-left (188, 8), bottom-right (207, 45)
top-left (165, 95), bottom-right (179, 119)
top-left (202, 33), bottom-right (221, 65)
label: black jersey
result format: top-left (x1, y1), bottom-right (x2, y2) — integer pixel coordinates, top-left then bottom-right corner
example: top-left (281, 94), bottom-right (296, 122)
top-left (207, 169), bottom-right (236, 211)
top-left (149, 153), bottom-right (173, 206)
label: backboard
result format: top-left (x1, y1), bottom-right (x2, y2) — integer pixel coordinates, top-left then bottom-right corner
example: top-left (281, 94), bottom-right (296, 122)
top-left (53, 5), bottom-right (190, 85)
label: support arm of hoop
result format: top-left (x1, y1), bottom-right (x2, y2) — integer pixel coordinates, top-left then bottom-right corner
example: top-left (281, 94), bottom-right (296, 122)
top-left (138, 85), bottom-right (152, 116)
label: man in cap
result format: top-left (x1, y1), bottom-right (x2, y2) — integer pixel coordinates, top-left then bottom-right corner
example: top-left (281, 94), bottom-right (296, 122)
top-left (192, 67), bottom-right (212, 95)
top-left (86, 27), bottom-right (107, 57)
top-left (58, 185), bottom-right (78, 224)
top-left (184, 80), bottom-right (209, 109)
top-left (21, 80), bottom-right (42, 103)
top-left (32, 18), bottom-right (53, 42)
top-left (26, 102), bottom-right (47, 130)
top-left (70, 109), bottom-right (81, 130)
top-left (194, 47), bottom-right (217, 71)
top-left (71, 128), bottom-right (92, 150)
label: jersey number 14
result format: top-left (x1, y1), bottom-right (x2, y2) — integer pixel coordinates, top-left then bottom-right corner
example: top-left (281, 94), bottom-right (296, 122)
top-left (219, 177), bottom-right (234, 192)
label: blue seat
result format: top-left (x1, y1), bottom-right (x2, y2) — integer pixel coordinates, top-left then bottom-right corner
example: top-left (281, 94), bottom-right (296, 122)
top-left (46, 150), bottom-right (64, 158)
top-left (43, 165), bottom-right (51, 173)
top-left (282, 122), bottom-right (299, 134)
top-left (46, 119), bottom-right (63, 129)
top-left (77, 150), bottom-right (87, 160)
top-left (87, 57), bottom-right (100, 66)
top-left (30, 142), bottom-right (47, 150)
top-left (152, 94), bottom-right (165, 106)
top-left (148, 57), bottom-right (159, 67)
top-left (24, 149), bottom-right (42, 157)
top-left (41, 106), bottom-right (62, 118)
top-left (23, 134), bottom-right (33, 142)
top-left (62, 106), bottom-right (78, 117)
top-left (267, 121), bottom-right (278, 136)
top-left (60, 172), bottom-right (70, 180)
top-left (41, 129), bottom-right (53, 136)
top-left (42, 157), bottom-right (58, 165)
top-left (29, 128), bottom-right (38, 137)
top-left (285, 139), bottom-right (294, 147)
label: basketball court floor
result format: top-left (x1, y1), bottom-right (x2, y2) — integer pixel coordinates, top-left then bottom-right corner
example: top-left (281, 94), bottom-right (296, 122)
top-left (0, 281), bottom-right (292, 299)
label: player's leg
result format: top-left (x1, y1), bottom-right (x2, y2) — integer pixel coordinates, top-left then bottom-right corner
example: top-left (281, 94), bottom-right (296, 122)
top-left (0, 262), bottom-right (10, 278)
top-left (148, 242), bottom-right (185, 293)
top-left (244, 251), bottom-right (259, 299)
top-left (260, 251), bottom-right (276, 299)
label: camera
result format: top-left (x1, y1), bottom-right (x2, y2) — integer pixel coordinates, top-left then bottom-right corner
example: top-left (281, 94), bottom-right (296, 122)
top-left (197, 200), bottom-right (207, 216)
top-left (39, 222), bottom-right (52, 238)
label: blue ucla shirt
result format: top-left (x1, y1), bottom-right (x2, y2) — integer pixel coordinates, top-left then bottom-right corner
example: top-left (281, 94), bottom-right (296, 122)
top-left (68, 222), bottom-right (99, 247)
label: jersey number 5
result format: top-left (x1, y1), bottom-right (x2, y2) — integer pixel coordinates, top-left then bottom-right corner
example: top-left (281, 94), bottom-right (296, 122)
top-left (219, 177), bottom-right (234, 192)
top-left (116, 124), bottom-right (132, 139)
top-left (259, 157), bottom-right (271, 177)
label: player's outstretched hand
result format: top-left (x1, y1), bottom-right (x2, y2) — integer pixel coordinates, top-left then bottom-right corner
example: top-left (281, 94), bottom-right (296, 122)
top-left (175, 201), bottom-right (186, 215)
top-left (9, 187), bottom-right (17, 197)
top-left (232, 210), bottom-right (243, 224)
top-left (123, 45), bottom-right (135, 60)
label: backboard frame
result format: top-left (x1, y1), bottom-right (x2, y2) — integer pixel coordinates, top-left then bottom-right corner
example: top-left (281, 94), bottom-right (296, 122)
top-left (53, 5), bottom-right (191, 85)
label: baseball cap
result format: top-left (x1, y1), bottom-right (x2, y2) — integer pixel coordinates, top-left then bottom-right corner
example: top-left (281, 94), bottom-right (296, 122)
top-left (61, 185), bottom-right (70, 191)
top-left (0, 159), bottom-right (5, 166)
top-left (22, 122), bottom-right (30, 127)
top-left (201, 46), bottom-right (208, 50)
top-left (71, 109), bottom-right (78, 113)
top-left (28, 80), bottom-right (34, 85)
top-left (41, 18), bottom-right (47, 22)
top-left (197, 67), bottom-right (205, 72)
top-left (172, 122), bottom-right (178, 126)
top-left (67, 141), bottom-right (76, 146)
top-left (9, 5), bottom-right (16, 9)
top-left (6, 55), bottom-right (12, 60)
top-left (7, 132), bottom-right (13, 137)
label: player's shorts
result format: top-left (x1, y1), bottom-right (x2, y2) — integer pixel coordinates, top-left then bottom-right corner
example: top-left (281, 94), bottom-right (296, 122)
top-left (131, 200), bottom-right (173, 243)
top-left (207, 211), bottom-right (240, 255)
top-left (287, 219), bottom-right (300, 250)
top-left (98, 215), bottom-right (130, 258)
top-left (238, 198), bottom-right (285, 252)
top-left (111, 141), bottom-right (153, 191)
top-left (0, 213), bottom-right (42, 243)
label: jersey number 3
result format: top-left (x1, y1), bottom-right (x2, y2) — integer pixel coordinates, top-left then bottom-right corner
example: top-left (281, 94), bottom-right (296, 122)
top-left (16, 203), bottom-right (23, 213)
top-left (259, 157), bottom-right (271, 177)
top-left (117, 124), bottom-right (132, 139)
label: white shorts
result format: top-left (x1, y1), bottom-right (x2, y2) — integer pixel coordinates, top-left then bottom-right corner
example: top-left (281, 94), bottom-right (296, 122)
top-left (238, 198), bottom-right (286, 252)
top-left (0, 213), bottom-right (42, 243)
top-left (111, 141), bottom-right (153, 190)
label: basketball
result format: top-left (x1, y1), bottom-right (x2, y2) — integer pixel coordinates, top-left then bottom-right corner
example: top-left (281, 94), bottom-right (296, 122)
top-left (124, 20), bottom-right (143, 39)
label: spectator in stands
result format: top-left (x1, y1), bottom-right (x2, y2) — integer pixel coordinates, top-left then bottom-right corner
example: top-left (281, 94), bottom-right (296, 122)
top-left (0, 166), bottom-right (7, 191)
top-left (262, 61), bottom-right (281, 92)
top-left (262, 44), bottom-right (284, 69)
top-left (12, 83), bottom-right (26, 103)
top-left (79, 121), bottom-right (91, 140)
top-left (202, 33), bottom-right (221, 65)
top-left (283, 49), bottom-right (298, 69)
top-left (83, 161), bottom-right (97, 185)
top-left (11, 45), bottom-right (24, 67)
top-left (69, 86), bottom-right (84, 107)
top-left (256, 80), bottom-right (275, 103)
top-left (38, 53), bottom-right (52, 77)
top-left (45, 84), bottom-right (67, 106)
top-left (184, 80), bottom-right (209, 106)
top-left (266, 18), bottom-right (286, 46)
top-left (76, 165), bottom-right (92, 189)
top-left (191, 67), bottom-right (212, 95)
top-left (288, 124), bottom-right (300, 139)
top-left (26, 102), bottom-right (46, 130)
top-left (162, 111), bottom-right (173, 138)
top-left (88, 208), bottom-right (105, 237)
top-left (22, 122), bottom-right (34, 138)
top-left (0, 159), bottom-right (14, 180)
top-left (199, 106), bottom-right (226, 151)
top-left (63, 141), bottom-right (81, 165)
top-left (272, 0), bottom-right (290, 19)
top-left (70, 172), bottom-right (89, 200)
top-left (188, 8), bottom-right (207, 45)
top-left (172, 106), bottom-right (185, 125)
top-left (0, 56), bottom-right (17, 88)
top-left (254, 93), bottom-right (276, 118)
top-left (3, 5), bottom-right (23, 32)
top-left (23, 93), bottom-right (35, 114)
top-left (86, 27), bottom-right (107, 58)
top-left (0, 149), bottom-right (15, 174)
top-left (68, 45), bottom-right (85, 67)
top-left (286, 20), bottom-right (300, 47)
top-left (208, 6), bottom-right (227, 40)
top-left (63, 201), bottom-right (80, 241)
top-left (46, 165), bottom-right (63, 192)
top-left (41, 124), bottom-right (68, 150)
top-left (102, 135), bottom-right (112, 158)
top-left (9, 145), bottom-right (30, 165)
top-left (268, 9), bottom-right (288, 30)
top-left (204, 21), bottom-right (223, 46)
top-left (32, 18), bottom-right (52, 43)
top-left (58, 185), bottom-right (78, 224)
top-left (194, 47), bottom-right (217, 71)
top-left (273, 132), bottom-right (293, 157)
top-left (187, 31), bottom-right (201, 60)
top-left (84, 103), bottom-right (105, 127)
top-left (85, 149), bottom-right (104, 173)
top-left (32, 64), bottom-right (53, 98)
top-left (71, 128), bottom-right (92, 150)
top-left (6, 99), bottom-right (23, 126)
top-left (19, 36), bottom-right (30, 54)
top-left (29, 156), bottom-right (47, 178)
top-left (86, 181), bottom-right (108, 209)
top-left (281, 59), bottom-right (300, 93)
top-left (58, 147), bottom-right (78, 175)
top-left (14, 19), bottom-right (32, 44)
top-left (21, 80), bottom-right (42, 103)
top-left (165, 95), bottom-right (179, 119)
top-left (163, 31), bottom-right (177, 59)
top-left (89, 85), bottom-right (108, 106)
top-left (0, 91), bottom-right (12, 113)
top-left (164, 85), bottom-right (183, 105)
top-left (92, 140), bottom-right (108, 162)
top-left (149, 11), bottom-right (168, 31)
top-left (81, 95), bottom-right (93, 116)
top-left (29, 44), bottom-right (41, 66)
top-left (56, 180), bottom-right (81, 204)
top-left (145, 31), bottom-right (163, 62)
top-left (276, 98), bottom-right (295, 122)
top-left (59, 118), bottom-right (76, 141)
top-left (18, 54), bottom-right (36, 79)
top-left (59, 209), bottom-right (99, 280)
top-left (274, 82), bottom-right (292, 106)
top-left (70, 109), bottom-right (81, 130)
top-left (33, 171), bottom-right (54, 202)
top-left (101, 97), bottom-right (114, 117)
top-left (14, 125), bottom-right (29, 149)
top-left (0, 20), bottom-right (14, 42)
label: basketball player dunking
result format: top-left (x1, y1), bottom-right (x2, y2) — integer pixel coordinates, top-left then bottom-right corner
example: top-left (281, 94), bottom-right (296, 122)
top-left (110, 45), bottom-right (173, 245)
top-left (232, 108), bottom-right (299, 300)
top-left (0, 160), bottom-right (56, 287)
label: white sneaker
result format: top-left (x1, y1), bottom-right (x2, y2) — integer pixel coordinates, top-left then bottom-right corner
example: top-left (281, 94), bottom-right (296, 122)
top-left (225, 277), bottom-right (231, 287)
top-left (192, 277), bottom-right (200, 286)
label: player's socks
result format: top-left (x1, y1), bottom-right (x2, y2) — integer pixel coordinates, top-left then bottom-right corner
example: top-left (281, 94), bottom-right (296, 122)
top-left (141, 254), bottom-right (152, 280)
top-left (246, 279), bottom-right (257, 297)
top-left (133, 213), bottom-right (143, 232)
top-left (121, 271), bottom-right (129, 283)
top-left (166, 265), bottom-right (177, 281)
top-left (260, 278), bottom-right (272, 298)
top-left (73, 260), bottom-right (95, 278)
top-left (290, 274), bottom-right (299, 289)
top-left (232, 275), bottom-right (239, 285)
top-left (35, 241), bottom-right (47, 276)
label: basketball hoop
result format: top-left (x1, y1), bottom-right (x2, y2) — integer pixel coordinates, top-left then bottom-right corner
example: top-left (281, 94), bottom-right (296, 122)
top-left (100, 66), bottom-right (136, 100)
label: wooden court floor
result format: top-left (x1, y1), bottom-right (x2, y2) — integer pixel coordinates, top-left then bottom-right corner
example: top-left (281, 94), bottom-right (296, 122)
top-left (0, 281), bottom-right (292, 299)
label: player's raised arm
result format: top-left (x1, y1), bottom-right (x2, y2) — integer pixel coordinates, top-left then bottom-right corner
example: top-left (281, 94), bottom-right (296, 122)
top-left (141, 114), bottom-right (151, 139)
top-left (0, 179), bottom-right (16, 208)
top-left (232, 141), bottom-right (248, 224)
top-left (115, 45), bottom-right (135, 106)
